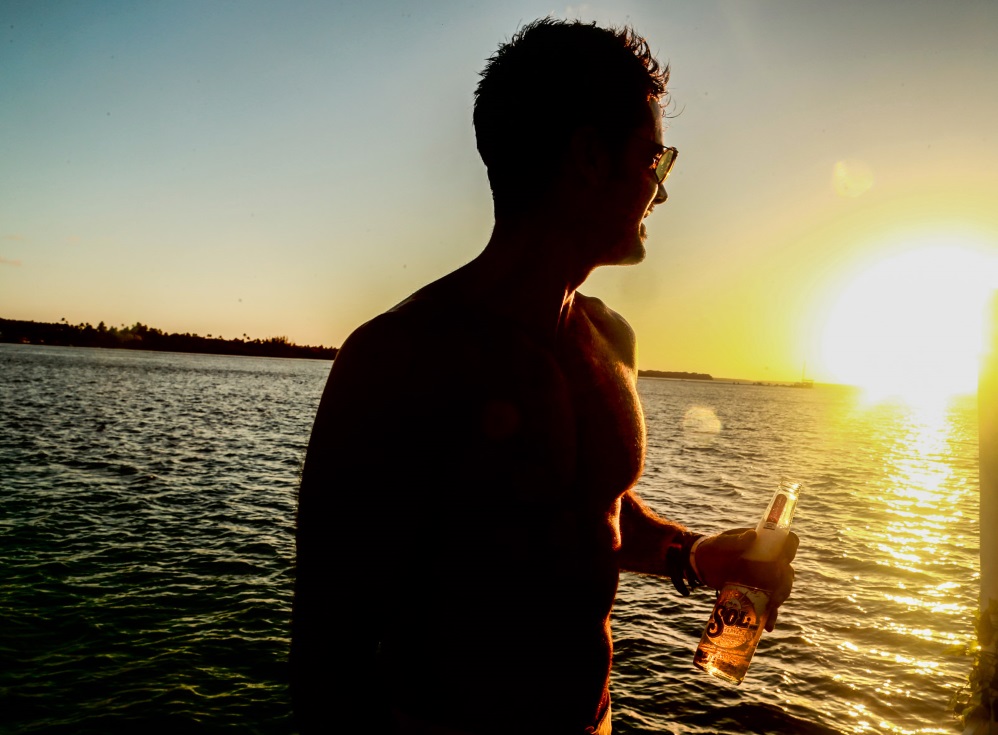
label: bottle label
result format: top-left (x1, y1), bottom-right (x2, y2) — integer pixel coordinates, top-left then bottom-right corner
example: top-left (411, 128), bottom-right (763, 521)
top-left (704, 584), bottom-right (769, 650)
top-left (764, 493), bottom-right (787, 529)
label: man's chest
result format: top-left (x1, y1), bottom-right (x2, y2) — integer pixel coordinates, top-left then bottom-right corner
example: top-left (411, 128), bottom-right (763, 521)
top-left (423, 300), bottom-right (646, 506)
top-left (555, 315), bottom-right (645, 501)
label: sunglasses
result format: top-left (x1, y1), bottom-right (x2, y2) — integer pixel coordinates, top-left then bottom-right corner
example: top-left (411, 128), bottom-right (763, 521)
top-left (651, 145), bottom-right (678, 183)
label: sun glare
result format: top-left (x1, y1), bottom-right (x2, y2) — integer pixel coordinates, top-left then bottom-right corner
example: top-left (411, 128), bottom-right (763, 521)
top-left (819, 240), bottom-right (998, 402)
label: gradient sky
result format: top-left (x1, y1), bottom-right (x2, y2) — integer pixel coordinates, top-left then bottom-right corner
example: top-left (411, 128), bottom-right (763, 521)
top-left (3, 0), bottom-right (998, 383)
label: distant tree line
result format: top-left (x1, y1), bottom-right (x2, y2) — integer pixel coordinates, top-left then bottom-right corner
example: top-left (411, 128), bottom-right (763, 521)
top-left (0, 318), bottom-right (338, 360)
top-left (638, 369), bottom-right (713, 381)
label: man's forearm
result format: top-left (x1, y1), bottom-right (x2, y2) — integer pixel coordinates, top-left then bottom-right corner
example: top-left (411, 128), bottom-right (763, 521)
top-left (617, 489), bottom-right (700, 575)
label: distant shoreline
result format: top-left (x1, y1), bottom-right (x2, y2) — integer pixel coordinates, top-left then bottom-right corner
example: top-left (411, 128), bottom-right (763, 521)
top-left (637, 369), bottom-right (712, 381)
top-left (638, 373), bottom-right (817, 389)
top-left (0, 318), bottom-right (338, 361)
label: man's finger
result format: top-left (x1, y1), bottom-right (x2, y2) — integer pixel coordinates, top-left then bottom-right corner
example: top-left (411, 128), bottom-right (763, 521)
top-left (710, 528), bottom-right (756, 551)
top-left (765, 608), bottom-right (778, 633)
top-left (782, 532), bottom-right (800, 563)
top-left (767, 564), bottom-right (795, 610)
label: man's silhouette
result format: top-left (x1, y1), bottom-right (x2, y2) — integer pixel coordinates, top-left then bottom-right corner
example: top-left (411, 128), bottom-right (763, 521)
top-left (292, 19), bottom-right (797, 735)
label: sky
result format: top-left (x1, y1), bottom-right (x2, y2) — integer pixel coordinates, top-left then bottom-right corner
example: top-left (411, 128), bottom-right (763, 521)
top-left (3, 0), bottom-right (998, 386)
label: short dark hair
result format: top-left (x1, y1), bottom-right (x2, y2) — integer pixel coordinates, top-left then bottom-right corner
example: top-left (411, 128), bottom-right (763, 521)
top-left (473, 18), bottom-right (669, 216)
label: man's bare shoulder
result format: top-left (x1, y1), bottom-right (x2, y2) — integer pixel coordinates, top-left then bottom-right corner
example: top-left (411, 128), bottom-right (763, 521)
top-left (329, 309), bottom-right (419, 381)
top-left (336, 292), bottom-right (474, 363)
top-left (573, 292), bottom-right (637, 367)
top-left (337, 292), bottom-right (561, 388)
top-left (316, 294), bottom-right (575, 490)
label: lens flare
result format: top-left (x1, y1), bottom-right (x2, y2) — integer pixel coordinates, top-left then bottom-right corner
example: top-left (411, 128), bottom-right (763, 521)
top-left (833, 158), bottom-right (874, 198)
top-left (681, 405), bottom-right (722, 433)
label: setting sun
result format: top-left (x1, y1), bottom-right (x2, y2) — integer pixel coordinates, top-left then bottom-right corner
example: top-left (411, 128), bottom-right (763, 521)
top-left (819, 241), bottom-right (998, 401)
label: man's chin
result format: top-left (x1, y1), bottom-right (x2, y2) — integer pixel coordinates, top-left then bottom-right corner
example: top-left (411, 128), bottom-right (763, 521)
top-left (595, 229), bottom-right (647, 267)
top-left (628, 226), bottom-right (649, 262)
top-left (618, 244), bottom-right (646, 265)
top-left (611, 237), bottom-right (646, 266)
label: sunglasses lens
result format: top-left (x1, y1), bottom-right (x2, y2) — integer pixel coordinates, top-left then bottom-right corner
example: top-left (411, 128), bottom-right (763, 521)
top-left (657, 149), bottom-right (676, 182)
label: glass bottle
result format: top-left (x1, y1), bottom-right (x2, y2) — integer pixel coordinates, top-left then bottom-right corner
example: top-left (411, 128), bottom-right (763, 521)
top-left (693, 479), bottom-right (801, 684)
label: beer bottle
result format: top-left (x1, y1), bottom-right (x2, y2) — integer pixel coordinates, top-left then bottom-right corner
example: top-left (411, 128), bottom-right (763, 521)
top-left (693, 479), bottom-right (801, 684)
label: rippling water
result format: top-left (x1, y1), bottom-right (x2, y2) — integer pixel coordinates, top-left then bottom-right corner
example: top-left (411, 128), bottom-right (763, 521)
top-left (0, 345), bottom-right (977, 733)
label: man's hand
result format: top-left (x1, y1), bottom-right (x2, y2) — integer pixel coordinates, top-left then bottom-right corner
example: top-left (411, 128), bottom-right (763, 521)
top-left (693, 528), bottom-right (799, 632)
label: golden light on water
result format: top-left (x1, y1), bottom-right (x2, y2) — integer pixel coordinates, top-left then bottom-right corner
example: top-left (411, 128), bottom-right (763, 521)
top-left (866, 395), bottom-right (975, 641)
top-left (815, 377), bottom-right (980, 732)
top-left (878, 400), bottom-right (958, 570)
top-left (881, 618), bottom-right (962, 645)
top-left (819, 240), bottom-right (998, 403)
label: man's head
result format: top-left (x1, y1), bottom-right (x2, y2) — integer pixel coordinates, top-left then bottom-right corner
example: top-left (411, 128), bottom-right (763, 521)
top-left (473, 19), bottom-right (670, 221)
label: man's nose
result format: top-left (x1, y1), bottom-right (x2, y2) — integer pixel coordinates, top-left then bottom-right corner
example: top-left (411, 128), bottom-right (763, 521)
top-left (654, 182), bottom-right (668, 205)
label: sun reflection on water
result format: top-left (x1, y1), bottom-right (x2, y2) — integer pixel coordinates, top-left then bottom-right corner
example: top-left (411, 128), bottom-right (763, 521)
top-left (875, 397), bottom-right (967, 575)
top-left (833, 390), bottom-right (979, 731)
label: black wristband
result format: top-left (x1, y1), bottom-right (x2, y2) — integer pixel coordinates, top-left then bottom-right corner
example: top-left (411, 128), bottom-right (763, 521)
top-left (666, 531), bottom-right (705, 597)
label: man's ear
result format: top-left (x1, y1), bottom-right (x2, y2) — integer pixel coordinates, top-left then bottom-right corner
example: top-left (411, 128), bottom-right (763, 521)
top-left (567, 125), bottom-right (610, 189)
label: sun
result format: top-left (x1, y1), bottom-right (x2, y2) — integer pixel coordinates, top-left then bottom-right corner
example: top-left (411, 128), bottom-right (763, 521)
top-left (819, 240), bottom-right (998, 402)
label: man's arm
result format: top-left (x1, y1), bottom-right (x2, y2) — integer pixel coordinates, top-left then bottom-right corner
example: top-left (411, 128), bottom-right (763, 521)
top-left (617, 489), bottom-right (798, 629)
top-left (599, 295), bottom-right (797, 625)
top-left (291, 314), bottom-right (415, 734)
top-left (616, 489), bottom-right (692, 576)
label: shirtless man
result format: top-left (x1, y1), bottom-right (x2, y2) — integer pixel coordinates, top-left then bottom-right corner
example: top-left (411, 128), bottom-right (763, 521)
top-left (291, 19), bottom-right (797, 735)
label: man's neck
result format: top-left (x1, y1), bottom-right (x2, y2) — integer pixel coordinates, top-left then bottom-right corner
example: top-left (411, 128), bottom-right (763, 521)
top-left (466, 216), bottom-right (594, 346)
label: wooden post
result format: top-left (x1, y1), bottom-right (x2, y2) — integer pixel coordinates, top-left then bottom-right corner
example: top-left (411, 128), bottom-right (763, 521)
top-left (962, 292), bottom-right (998, 733)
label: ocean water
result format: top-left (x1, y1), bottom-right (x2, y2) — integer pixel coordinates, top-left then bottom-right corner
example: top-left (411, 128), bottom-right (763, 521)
top-left (0, 344), bottom-right (978, 734)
